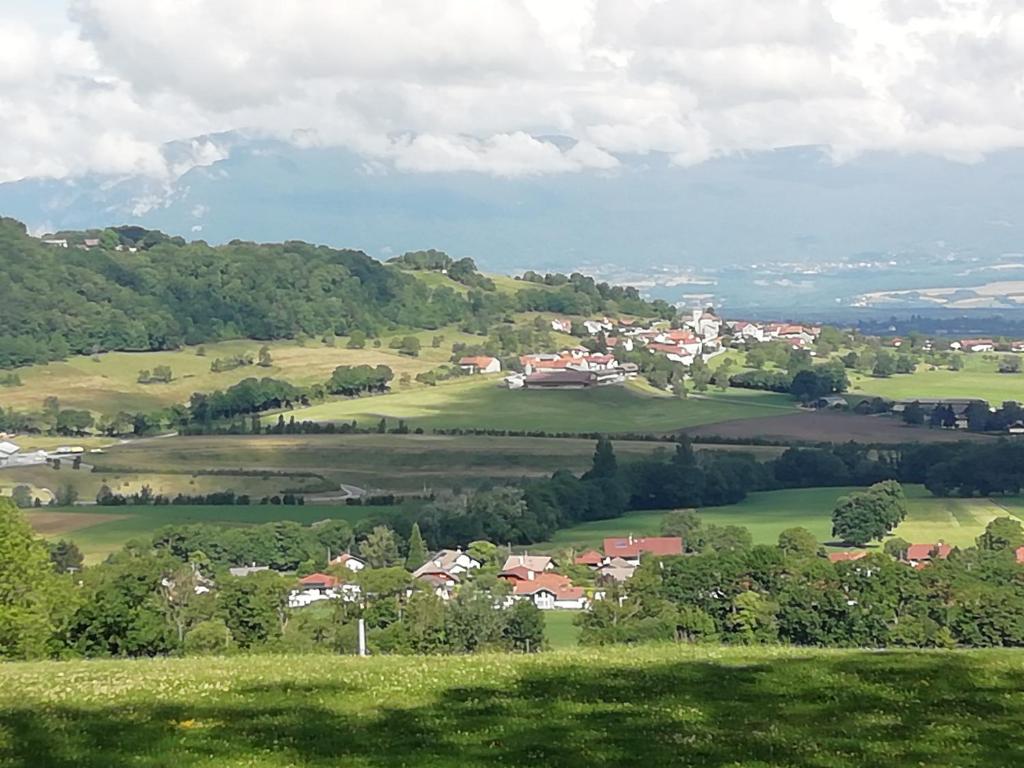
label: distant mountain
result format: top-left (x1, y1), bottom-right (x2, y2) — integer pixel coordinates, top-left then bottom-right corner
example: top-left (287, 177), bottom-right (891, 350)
top-left (2, 133), bottom-right (1023, 273)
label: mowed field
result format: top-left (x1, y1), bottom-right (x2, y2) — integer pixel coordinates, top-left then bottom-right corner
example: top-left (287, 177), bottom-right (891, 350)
top-left (284, 377), bottom-right (796, 433)
top-left (543, 485), bottom-right (1024, 552)
top-left (3, 647), bottom-right (1024, 767)
top-left (685, 410), bottom-right (994, 444)
top-left (23, 503), bottom-right (398, 564)
top-left (848, 352), bottom-right (1024, 405)
top-left (0, 331), bottom-right (483, 415)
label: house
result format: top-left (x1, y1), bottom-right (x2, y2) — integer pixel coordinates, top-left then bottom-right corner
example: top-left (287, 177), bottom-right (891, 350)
top-left (828, 551), bottom-right (868, 563)
top-left (902, 543), bottom-right (952, 568)
top-left (414, 549), bottom-right (481, 578)
top-left (1015, 546), bottom-right (1024, 565)
top-left (82, 238), bottom-right (101, 248)
top-left (41, 238), bottom-right (68, 248)
top-left (329, 553), bottom-right (366, 573)
top-left (1011, 341), bottom-right (1024, 353)
top-left (693, 309), bottom-right (722, 340)
top-left (501, 554), bottom-right (556, 577)
top-left (583, 319), bottom-right (613, 335)
top-left (228, 565), bottom-right (270, 577)
top-left (551, 318), bottom-right (573, 334)
top-left (289, 572), bottom-right (343, 608)
top-left (574, 550), bottom-right (604, 567)
top-left (603, 536), bottom-right (683, 566)
top-left (523, 370), bottom-right (597, 389)
top-left (596, 556), bottom-right (636, 582)
top-left (1008, 421), bottom-right (1024, 435)
top-left (952, 339), bottom-right (996, 353)
top-left (416, 571), bottom-right (460, 600)
top-left (511, 573), bottom-right (588, 610)
top-left (0, 440), bottom-right (21, 467)
top-left (731, 321), bottom-right (764, 342)
top-left (459, 356), bottom-right (501, 374)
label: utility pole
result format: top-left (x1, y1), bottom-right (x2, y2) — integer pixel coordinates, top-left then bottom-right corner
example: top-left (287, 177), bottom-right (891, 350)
top-left (358, 617), bottom-right (367, 657)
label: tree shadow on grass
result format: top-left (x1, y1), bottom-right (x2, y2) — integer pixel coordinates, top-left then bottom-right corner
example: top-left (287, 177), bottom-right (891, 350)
top-left (3, 651), bottom-right (1024, 767)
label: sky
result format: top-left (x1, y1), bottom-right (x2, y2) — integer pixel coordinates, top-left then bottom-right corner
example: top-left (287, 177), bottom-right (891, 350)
top-left (2, 0), bottom-right (1024, 184)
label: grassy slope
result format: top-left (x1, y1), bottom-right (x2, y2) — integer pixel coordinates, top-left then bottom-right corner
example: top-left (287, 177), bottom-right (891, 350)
top-left (544, 486), bottom-right (1024, 551)
top-left (846, 353), bottom-right (1023, 405)
top-left (2, 647), bottom-right (1024, 767)
top-left (284, 377), bottom-right (795, 433)
top-left (24, 503), bottom-right (397, 564)
top-left (544, 611), bottom-right (583, 650)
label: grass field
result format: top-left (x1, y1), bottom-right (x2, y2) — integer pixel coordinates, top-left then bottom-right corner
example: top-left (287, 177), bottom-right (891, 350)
top-left (0, 332), bottom-right (483, 415)
top-left (23, 503), bottom-right (397, 564)
top-left (2, 646), bottom-right (1024, 767)
top-left (543, 486), bottom-right (1024, 551)
top-left (544, 611), bottom-right (583, 650)
top-left (285, 377), bottom-right (796, 433)
top-left (847, 352), bottom-right (1023, 405)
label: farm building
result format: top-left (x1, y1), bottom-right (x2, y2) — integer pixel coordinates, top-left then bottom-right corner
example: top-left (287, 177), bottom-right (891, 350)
top-left (458, 356), bottom-right (501, 374)
top-left (0, 441), bottom-right (21, 467)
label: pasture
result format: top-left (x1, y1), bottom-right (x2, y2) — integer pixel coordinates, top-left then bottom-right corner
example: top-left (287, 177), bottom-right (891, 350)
top-left (2, 646), bottom-right (1024, 767)
top-left (0, 332), bottom-right (481, 415)
top-left (285, 377), bottom-right (795, 433)
top-left (543, 485), bottom-right (1024, 552)
top-left (24, 503), bottom-right (397, 564)
top-left (847, 352), bottom-right (1024, 405)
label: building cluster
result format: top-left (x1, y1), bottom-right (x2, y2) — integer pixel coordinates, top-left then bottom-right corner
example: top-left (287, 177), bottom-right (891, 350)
top-left (828, 541), bottom-right (958, 569)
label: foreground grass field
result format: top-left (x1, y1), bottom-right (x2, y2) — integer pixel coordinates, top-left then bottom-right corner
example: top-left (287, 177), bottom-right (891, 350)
top-left (847, 352), bottom-right (1024, 405)
top-left (285, 377), bottom-right (795, 433)
top-left (23, 503), bottom-right (398, 564)
top-left (2, 646), bottom-right (1023, 767)
top-left (544, 486), bottom-right (1024, 551)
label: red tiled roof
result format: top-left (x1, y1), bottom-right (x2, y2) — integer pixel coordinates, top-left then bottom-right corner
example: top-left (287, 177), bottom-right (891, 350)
top-left (574, 550), bottom-right (604, 566)
top-left (299, 572), bottom-right (338, 588)
top-left (459, 356), bottom-right (497, 367)
top-left (904, 543), bottom-right (952, 562)
top-left (603, 536), bottom-right (683, 559)
top-left (499, 566), bottom-right (533, 581)
top-left (828, 551), bottom-right (868, 563)
top-left (512, 573), bottom-right (583, 601)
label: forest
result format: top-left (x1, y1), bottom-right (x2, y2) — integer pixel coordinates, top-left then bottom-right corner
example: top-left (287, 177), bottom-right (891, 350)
top-left (0, 218), bottom-right (672, 368)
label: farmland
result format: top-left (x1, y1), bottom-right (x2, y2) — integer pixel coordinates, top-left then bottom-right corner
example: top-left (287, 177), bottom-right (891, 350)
top-left (544, 485), bottom-right (1024, 552)
top-left (2, 646), bottom-right (1024, 767)
top-left (22, 503), bottom-right (397, 564)
top-left (847, 352), bottom-right (1024, 405)
top-left (284, 377), bottom-right (795, 433)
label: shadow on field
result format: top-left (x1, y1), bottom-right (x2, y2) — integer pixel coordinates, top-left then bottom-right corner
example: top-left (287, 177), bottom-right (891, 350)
top-left (3, 652), bottom-right (1024, 767)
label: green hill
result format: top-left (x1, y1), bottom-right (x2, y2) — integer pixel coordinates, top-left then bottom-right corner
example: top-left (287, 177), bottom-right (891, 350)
top-left (2, 646), bottom-right (1022, 767)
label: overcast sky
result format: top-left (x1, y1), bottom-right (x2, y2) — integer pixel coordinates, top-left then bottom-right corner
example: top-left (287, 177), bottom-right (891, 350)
top-left (2, 0), bottom-right (1024, 183)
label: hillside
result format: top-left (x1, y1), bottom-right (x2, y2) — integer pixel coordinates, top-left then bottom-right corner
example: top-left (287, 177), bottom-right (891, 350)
top-left (2, 646), bottom-right (1022, 767)
top-left (0, 218), bottom-right (670, 368)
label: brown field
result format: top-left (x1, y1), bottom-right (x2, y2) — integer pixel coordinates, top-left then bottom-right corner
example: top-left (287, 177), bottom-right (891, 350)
top-left (684, 411), bottom-right (995, 444)
top-left (23, 510), bottom-right (129, 536)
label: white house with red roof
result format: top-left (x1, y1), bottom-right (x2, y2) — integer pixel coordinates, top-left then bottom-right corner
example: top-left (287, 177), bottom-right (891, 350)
top-left (459, 356), bottom-right (501, 374)
top-left (509, 572), bottom-right (588, 610)
top-left (950, 339), bottom-right (996, 353)
top-left (603, 536), bottom-right (683, 566)
top-left (288, 572), bottom-right (359, 608)
top-left (329, 553), bottom-right (366, 573)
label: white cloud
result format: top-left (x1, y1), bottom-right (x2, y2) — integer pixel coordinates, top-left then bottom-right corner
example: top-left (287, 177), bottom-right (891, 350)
top-left (2, 0), bottom-right (1024, 181)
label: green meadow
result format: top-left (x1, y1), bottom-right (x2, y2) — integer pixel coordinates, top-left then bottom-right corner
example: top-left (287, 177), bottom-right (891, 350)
top-left (284, 377), bottom-right (795, 433)
top-left (847, 352), bottom-right (1024, 405)
top-left (544, 485), bottom-right (1024, 551)
top-left (2, 646), bottom-right (1024, 767)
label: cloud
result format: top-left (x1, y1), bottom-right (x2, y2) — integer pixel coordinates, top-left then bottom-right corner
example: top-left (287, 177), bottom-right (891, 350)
top-left (2, 0), bottom-right (1024, 182)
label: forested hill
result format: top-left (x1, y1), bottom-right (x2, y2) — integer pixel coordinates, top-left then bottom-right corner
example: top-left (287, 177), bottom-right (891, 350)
top-left (0, 218), bottom-right (671, 368)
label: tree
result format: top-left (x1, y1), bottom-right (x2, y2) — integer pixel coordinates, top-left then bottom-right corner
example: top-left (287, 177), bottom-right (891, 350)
top-left (977, 518), bottom-right (1024, 551)
top-left (218, 572), bottom-right (289, 649)
top-left (0, 499), bottom-right (68, 659)
top-left (360, 525), bottom-right (403, 568)
top-left (10, 485), bottom-right (33, 508)
top-left (949, 354), bottom-right (964, 371)
top-left (883, 537), bottom-right (910, 559)
top-left (503, 599), bottom-right (545, 652)
top-left (831, 482), bottom-right (907, 547)
top-left (999, 357), bottom-right (1021, 374)
top-left (184, 619), bottom-right (235, 655)
top-left (347, 330), bottom-right (367, 349)
top-left (405, 523), bottom-right (428, 571)
top-left (902, 401), bottom-right (926, 426)
top-left (777, 527), bottom-right (820, 558)
top-left (151, 365), bottom-right (173, 383)
top-left (467, 540), bottom-right (497, 567)
top-left (257, 345), bottom-right (273, 367)
top-left (872, 352), bottom-right (897, 378)
top-left (53, 484), bottom-right (79, 507)
top-left (661, 509), bottom-right (702, 543)
top-left (398, 336), bottom-right (422, 357)
top-left (48, 540), bottom-right (83, 573)
top-left (584, 436), bottom-right (618, 480)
